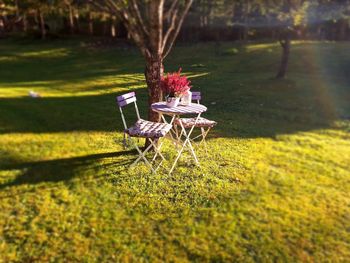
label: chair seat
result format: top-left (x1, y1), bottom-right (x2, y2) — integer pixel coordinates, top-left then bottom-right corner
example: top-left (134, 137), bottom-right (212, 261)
top-left (175, 117), bottom-right (217, 128)
top-left (125, 119), bottom-right (172, 138)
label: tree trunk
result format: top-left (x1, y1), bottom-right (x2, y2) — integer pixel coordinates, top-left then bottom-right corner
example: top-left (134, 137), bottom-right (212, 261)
top-left (0, 17), bottom-right (5, 38)
top-left (145, 57), bottom-right (164, 123)
top-left (242, 26), bottom-right (248, 41)
top-left (103, 18), bottom-right (108, 36)
top-left (242, 1), bottom-right (250, 42)
top-left (276, 36), bottom-right (291, 79)
top-left (23, 13), bottom-right (28, 33)
top-left (338, 19), bottom-right (348, 40)
top-left (88, 12), bottom-right (93, 35)
top-left (111, 16), bottom-right (117, 38)
top-left (15, 0), bottom-right (20, 19)
top-left (68, 5), bottom-right (74, 34)
top-left (316, 25), bottom-right (322, 40)
top-left (144, 56), bottom-right (164, 149)
top-left (38, 10), bottom-right (46, 40)
top-left (74, 11), bottom-right (80, 34)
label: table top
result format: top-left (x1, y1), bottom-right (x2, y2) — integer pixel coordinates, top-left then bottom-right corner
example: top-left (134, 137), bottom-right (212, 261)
top-left (151, 102), bottom-right (207, 115)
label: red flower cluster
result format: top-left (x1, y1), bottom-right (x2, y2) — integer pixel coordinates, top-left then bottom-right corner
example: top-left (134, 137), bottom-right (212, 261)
top-left (161, 68), bottom-right (191, 98)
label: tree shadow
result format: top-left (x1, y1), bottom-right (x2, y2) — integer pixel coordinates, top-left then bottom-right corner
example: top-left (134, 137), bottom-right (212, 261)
top-left (169, 42), bottom-right (350, 139)
top-left (1, 41), bottom-right (349, 139)
top-left (0, 90), bottom-right (150, 134)
top-left (0, 150), bottom-right (136, 194)
top-left (0, 39), bottom-right (144, 90)
top-left (192, 76), bottom-right (346, 140)
top-left (0, 78), bottom-right (344, 139)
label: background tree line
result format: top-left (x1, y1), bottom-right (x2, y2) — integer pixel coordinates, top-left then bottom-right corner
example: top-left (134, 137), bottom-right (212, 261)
top-left (0, 0), bottom-right (349, 126)
top-left (1, 0), bottom-right (349, 42)
top-left (0, 0), bottom-right (124, 39)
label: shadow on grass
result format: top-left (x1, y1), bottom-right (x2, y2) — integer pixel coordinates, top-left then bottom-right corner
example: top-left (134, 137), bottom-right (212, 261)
top-left (0, 150), bottom-right (136, 192)
top-left (0, 90), bottom-right (150, 134)
top-left (1, 40), bottom-right (348, 139)
top-left (0, 81), bottom-right (340, 139)
top-left (199, 76), bottom-right (344, 139)
top-left (0, 41), bottom-right (144, 86)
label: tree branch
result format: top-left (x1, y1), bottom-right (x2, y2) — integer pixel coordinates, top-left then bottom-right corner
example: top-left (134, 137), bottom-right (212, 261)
top-left (164, 0), bottom-right (179, 22)
top-left (129, 0), bottom-right (149, 37)
top-left (120, 9), bottom-right (151, 59)
top-left (88, 0), bottom-right (118, 14)
top-left (163, 0), bottom-right (193, 59)
top-left (148, 0), bottom-right (164, 55)
top-left (89, 0), bottom-right (152, 59)
top-left (162, 5), bottom-right (179, 53)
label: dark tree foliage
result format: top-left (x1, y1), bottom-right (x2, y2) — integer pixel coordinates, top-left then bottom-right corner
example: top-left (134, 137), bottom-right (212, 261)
top-left (1, 0), bottom-right (349, 98)
top-left (87, 0), bottom-right (194, 125)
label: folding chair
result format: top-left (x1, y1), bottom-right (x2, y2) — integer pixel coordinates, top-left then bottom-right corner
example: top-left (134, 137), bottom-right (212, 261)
top-left (117, 92), bottom-right (172, 173)
top-left (175, 91), bottom-right (217, 148)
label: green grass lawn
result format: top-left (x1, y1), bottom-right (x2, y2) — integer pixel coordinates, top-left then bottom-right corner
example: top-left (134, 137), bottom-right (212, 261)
top-left (0, 38), bottom-right (349, 262)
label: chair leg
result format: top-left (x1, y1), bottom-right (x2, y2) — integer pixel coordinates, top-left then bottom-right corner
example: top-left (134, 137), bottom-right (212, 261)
top-left (150, 139), bottom-right (167, 172)
top-left (130, 137), bottom-right (168, 173)
top-left (150, 139), bottom-right (165, 161)
top-left (130, 140), bottom-right (156, 173)
top-left (151, 140), bottom-right (166, 162)
top-left (169, 115), bottom-right (201, 174)
top-left (199, 127), bottom-right (211, 145)
top-left (174, 123), bottom-right (181, 150)
top-left (173, 124), bottom-right (187, 154)
top-left (184, 127), bottom-right (211, 149)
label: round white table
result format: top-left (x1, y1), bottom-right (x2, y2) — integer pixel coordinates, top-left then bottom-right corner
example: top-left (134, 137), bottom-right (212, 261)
top-left (151, 102), bottom-right (207, 174)
top-left (151, 102), bottom-right (207, 116)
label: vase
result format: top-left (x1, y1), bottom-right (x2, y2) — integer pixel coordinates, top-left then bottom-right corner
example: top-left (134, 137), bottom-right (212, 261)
top-left (180, 90), bottom-right (192, 106)
top-left (166, 97), bottom-right (180, 108)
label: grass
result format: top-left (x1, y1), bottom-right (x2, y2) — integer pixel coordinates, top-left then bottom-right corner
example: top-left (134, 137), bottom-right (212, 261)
top-left (0, 38), bottom-right (349, 262)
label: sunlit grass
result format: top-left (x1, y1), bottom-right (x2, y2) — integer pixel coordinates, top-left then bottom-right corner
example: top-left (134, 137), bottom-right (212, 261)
top-left (245, 42), bottom-right (279, 52)
top-left (0, 39), bottom-right (349, 261)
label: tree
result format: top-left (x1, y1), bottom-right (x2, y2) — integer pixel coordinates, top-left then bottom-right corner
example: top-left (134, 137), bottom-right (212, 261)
top-left (0, 1), bottom-right (7, 30)
top-left (0, 1), bottom-right (7, 37)
top-left (67, 0), bottom-right (75, 34)
top-left (0, 0), bottom-right (20, 35)
top-left (90, 0), bottom-right (193, 123)
top-left (87, 4), bottom-right (94, 35)
top-left (259, 0), bottom-right (311, 78)
top-left (16, 0), bottom-right (55, 39)
top-left (314, 0), bottom-right (350, 40)
top-left (237, 0), bottom-right (253, 41)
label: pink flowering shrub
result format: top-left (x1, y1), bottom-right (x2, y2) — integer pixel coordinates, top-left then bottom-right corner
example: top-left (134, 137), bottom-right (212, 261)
top-left (161, 68), bottom-right (191, 98)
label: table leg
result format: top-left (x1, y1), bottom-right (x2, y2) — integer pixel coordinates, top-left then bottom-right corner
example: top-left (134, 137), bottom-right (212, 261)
top-left (169, 113), bottom-right (202, 174)
top-left (161, 114), bottom-right (181, 148)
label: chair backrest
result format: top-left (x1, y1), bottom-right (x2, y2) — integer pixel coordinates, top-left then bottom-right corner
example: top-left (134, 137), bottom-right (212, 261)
top-left (116, 92), bottom-right (140, 129)
top-left (117, 92), bottom-right (136, 107)
top-left (192, 91), bottom-right (201, 103)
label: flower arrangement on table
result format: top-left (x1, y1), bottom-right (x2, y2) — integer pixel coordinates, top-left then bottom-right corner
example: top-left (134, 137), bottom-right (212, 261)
top-left (161, 68), bottom-right (192, 107)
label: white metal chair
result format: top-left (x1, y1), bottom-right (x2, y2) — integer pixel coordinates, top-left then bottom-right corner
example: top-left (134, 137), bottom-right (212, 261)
top-left (175, 91), bottom-right (217, 147)
top-left (117, 92), bottom-right (172, 173)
